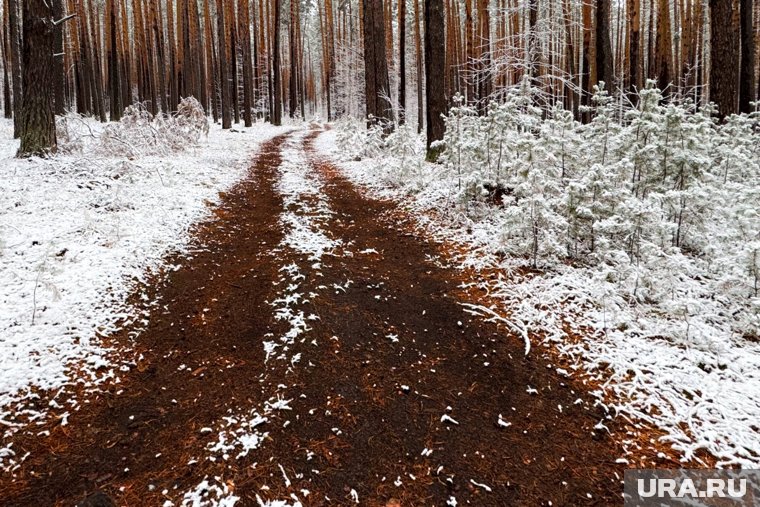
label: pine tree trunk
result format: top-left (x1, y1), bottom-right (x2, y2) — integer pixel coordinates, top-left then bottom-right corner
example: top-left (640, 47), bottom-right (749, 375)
top-left (739, 0), bottom-right (756, 113)
top-left (655, 0), bottom-right (673, 93)
top-left (2, 0), bottom-right (13, 119)
top-left (596, 0), bottom-right (613, 88)
top-left (398, 0), bottom-right (407, 124)
top-left (202, 0), bottom-right (217, 120)
top-left (424, 0), bottom-right (445, 160)
top-left (477, 0), bottom-right (491, 108)
top-left (217, 0), bottom-right (231, 128)
top-left (363, 0), bottom-right (394, 130)
top-left (289, 0), bottom-right (298, 118)
top-left (52, 0), bottom-right (66, 115)
top-left (272, 0), bottom-right (282, 125)
top-left (9, 0), bottom-right (22, 137)
top-left (106, 0), bottom-right (122, 121)
top-left (414, 0), bottom-right (423, 132)
top-left (464, 0), bottom-right (474, 102)
top-left (709, 0), bottom-right (740, 117)
top-left (240, 0), bottom-right (254, 126)
top-left (628, 0), bottom-right (641, 96)
top-left (18, 0), bottom-right (57, 156)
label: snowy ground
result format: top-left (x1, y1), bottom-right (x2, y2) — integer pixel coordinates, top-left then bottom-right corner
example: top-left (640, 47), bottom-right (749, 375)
top-left (315, 127), bottom-right (760, 469)
top-left (0, 116), bottom-right (288, 470)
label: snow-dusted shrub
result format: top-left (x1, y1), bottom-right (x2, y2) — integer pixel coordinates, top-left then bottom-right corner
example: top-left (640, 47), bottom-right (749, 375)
top-left (331, 80), bottom-right (760, 467)
top-left (99, 97), bottom-right (209, 157)
top-left (334, 117), bottom-right (385, 161)
top-left (360, 79), bottom-right (760, 339)
top-left (55, 113), bottom-right (97, 154)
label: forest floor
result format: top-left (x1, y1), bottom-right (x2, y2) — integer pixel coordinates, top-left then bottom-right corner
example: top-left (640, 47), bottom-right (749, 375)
top-left (0, 128), bottom-right (624, 506)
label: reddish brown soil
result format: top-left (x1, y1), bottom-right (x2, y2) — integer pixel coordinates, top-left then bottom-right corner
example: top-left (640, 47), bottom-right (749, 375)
top-left (0, 130), bottom-right (624, 506)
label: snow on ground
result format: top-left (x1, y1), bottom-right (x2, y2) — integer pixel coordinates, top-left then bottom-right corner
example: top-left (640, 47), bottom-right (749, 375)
top-left (314, 126), bottom-right (760, 468)
top-left (0, 115), bottom-right (288, 471)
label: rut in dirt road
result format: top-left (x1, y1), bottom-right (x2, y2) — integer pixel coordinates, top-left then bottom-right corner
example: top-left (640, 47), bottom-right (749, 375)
top-left (1, 129), bottom-right (623, 507)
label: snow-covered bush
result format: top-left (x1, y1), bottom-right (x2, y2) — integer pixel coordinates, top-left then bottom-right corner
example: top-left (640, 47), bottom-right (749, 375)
top-left (334, 117), bottom-right (385, 161)
top-left (329, 80), bottom-right (760, 467)
top-left (353, 80), bottom-right (760, 340)
top-left (100, 97), bottom-right (209, 157)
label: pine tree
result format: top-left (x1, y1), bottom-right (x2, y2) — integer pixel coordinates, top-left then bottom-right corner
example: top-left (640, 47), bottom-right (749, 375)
top-left (398, 0), bottom-right (407, 124)
top-left (424, 0), bottom-right (445, 160)
top-left (709, 0), bottom-right (740, 117)
top-left (363, 0), bottom-right (394, 129)
top-left (414, 0), bottom-right (423, 132)
top-left (8, 0), bottom-right (22, 137)
top-left (272, 0), bottom-right (283, 125)
top-left (217, 0), bottom-right (232, 128)
top-left (739, 0), bottom-right (756, 113)
top-left (18, 0), bottom-right (57, 156)
top-left (596, 0), bottom-right (613, 87)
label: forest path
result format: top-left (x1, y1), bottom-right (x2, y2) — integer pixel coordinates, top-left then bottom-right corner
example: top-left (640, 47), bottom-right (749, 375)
top-left (2, 129), bottom-right (622, 506)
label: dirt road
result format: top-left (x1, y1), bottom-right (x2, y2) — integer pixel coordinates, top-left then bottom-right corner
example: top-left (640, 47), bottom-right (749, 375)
top-left (1, 129), bottom-right (622, 506)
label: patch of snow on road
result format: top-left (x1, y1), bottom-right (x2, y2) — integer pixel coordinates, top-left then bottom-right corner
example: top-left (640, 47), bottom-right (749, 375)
top-left (276, 133), bottom-right (340, 261)
top-left (0, 117), bottom-right (288, 471)
top-left (182, 478), bottom-right (240, 507)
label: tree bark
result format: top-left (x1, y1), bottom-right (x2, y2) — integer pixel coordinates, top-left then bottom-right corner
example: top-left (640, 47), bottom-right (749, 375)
top-left (240, 0), bottom-right (254, 126)
top-left (477, 0), bottom-right (491, 108)
top-left (9, 0), bottom-right (22, 137)
top-left (414, 0), bottom-right (423, 132)
top-left (399, 0), bottom-right (407, 124)
top-left (595, 0), bottom-right (614, 88)
top-left (217, 0), bottom-right (231, 128)
top-left (18, 0), bottom-right (57, 156)
top-left (656, 0), bottom-right (673, 93)
top-left (363, 0), bottom-right (394, 129)
top-left (424, 0), bottom-right (445, 160)
top-left (628, 0), bottom-right (641, 96)
top-left (739, 0), bottom-right (756, 113)
top-left (52, 0), bottom-right (66, 115)
top-left (106, 0), bottom-right (123, 121)
top-left (709, 0), bottom-right (740, 117)
top-left (289, 0), bottom-right (298, 117)
top-left (272, 0), bottom-right (282, 125)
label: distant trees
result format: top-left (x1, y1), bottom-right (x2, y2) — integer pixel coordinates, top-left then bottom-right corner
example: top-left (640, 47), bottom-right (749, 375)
top-left (1, 0), bottom-right (759, 156)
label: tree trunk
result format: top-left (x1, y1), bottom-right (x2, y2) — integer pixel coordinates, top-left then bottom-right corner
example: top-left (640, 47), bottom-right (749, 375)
top-left (289, 0), bottom-right (298, 118)
top-left (363, 0), bottom-right (394, 129)
top-left (739, 0), bottom-right (756, 113)
top-left (656, 0), bottom-right (673, 93)
top-left (628, 0), bottom-right (641, 96)
top-left (217, 0), bottom-right (231, 128)
top-left (709, 0), bottom-right (740, 117)
top-left (595, 0), bottom-right (613, 88)
top-left (477, 0), bottom-right (491, 108)
top-left (9, 0), bottom-right (22, 137)
top-left (18, 0), bottom-right (57, 156)
top-left (424, 0), bottom-right (445, 160)
top-left (399, 0), bottom-right (407, 124)
top-left (106, 0), bottom-right (122, 121)
top-left (272, 0), bottom-right (282, 125)
top-left (414, 0), bottom-right (423, 132)
top-left (51, 0), bottom-right (66, 115)
top-left (2, 0), bottom-right (13, 119)
top-left (240, 0), bottom-right (254, 126)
